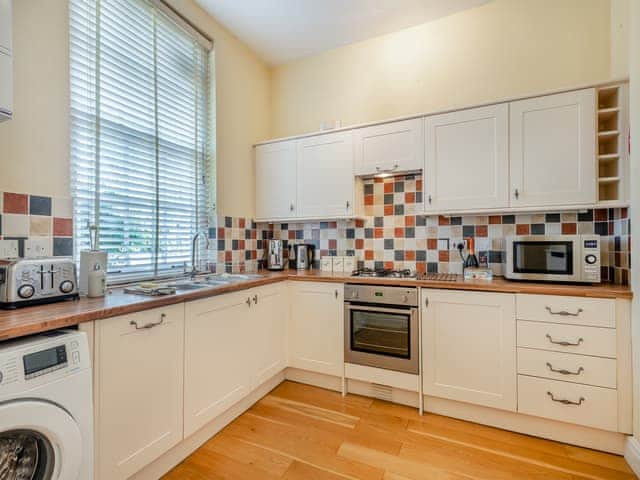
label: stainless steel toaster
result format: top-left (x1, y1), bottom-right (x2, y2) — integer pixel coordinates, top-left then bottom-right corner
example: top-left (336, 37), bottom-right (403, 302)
top-left (0, 257), bottom-right (79, 308)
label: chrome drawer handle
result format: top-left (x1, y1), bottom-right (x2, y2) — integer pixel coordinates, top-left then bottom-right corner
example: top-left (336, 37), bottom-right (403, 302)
top-left (547, 391), bottom-right (585, 406)
top-left (130, 313), bottom-right (165, 330)
top-left (546, 306), bottom-right (583, 317)
top-left (253, 294), bottom-right (258, 305)
top-left (246, 297), bottom-right (252, 307)
top-left (546, 362), bottom-right (584, 376)
top-left (546, 334), bottom-right (583, 347)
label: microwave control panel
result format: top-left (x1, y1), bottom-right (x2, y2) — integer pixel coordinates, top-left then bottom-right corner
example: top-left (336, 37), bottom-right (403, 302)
top-left (582, 239), bottom-right (601, 282)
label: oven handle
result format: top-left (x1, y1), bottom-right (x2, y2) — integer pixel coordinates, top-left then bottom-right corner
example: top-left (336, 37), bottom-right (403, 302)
top-left (344, 303), bottom-right (418, 315)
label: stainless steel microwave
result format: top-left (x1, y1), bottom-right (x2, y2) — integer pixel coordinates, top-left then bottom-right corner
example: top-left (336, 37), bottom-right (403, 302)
top-left (505, 235), bottom-right (601, 283)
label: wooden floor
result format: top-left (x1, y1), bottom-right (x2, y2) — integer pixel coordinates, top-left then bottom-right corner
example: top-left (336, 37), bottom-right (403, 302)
top-left (163, 381), bottom-right (636, 480)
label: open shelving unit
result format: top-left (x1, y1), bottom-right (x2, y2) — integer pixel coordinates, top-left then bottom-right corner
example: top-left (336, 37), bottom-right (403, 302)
top-left (597, 84), bottom-right (628, 204)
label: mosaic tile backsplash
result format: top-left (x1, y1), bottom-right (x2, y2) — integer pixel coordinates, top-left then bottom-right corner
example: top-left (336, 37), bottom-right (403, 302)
top-left (4, 175), bottom-right (631, 285)
top-left (0, 192), bottom-right (74, 257)
top-left (219, 174), bottom-right (629, 285)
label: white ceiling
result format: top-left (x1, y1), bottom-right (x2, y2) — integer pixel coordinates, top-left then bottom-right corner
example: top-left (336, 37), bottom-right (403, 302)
top-left (196, 0), bottom-right (490, 65)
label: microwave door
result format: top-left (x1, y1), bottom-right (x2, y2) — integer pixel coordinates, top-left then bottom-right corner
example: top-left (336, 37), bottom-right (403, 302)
top-left (546, 246), bottom-right (569, 271)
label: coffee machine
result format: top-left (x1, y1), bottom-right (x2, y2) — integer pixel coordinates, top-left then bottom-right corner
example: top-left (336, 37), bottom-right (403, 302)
top-left (266, 240), bottom-right (285, 270)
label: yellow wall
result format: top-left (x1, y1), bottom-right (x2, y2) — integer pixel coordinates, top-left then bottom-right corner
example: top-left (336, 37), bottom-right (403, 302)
top-left (0, 0), bottom-right (270, 218)
top-left (270, 0), bottom-right (613, 138)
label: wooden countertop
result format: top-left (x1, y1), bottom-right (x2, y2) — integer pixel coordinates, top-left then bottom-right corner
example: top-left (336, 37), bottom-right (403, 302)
top-left (0, 270), bottom-right (631, 342)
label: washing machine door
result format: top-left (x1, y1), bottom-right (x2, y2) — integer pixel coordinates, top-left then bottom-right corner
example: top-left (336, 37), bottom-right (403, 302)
top-left (0, 400), bottom-right (82, 480)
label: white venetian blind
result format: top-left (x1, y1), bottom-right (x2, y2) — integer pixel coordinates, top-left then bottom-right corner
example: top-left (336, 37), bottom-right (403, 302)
top-left (70, 0), bottom-right (212, 282)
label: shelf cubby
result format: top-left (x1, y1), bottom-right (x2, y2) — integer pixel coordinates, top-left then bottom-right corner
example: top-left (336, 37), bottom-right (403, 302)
top-left (596, 85), bottom-right (625, 203)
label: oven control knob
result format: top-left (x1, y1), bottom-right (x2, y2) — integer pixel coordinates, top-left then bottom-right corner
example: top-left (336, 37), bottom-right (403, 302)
top-left (585, 254), bottom-right (597, 265)
top-left (18, 284), bottom-right (35, 299)
top-left (60, 280), bottom-right (75, 294)
top-left (402, 294), bottom-right (409, 303)
top-left (350, 291), bottom-right (359, 299)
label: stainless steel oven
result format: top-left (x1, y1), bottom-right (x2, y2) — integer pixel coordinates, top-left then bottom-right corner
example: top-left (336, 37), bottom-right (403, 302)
top-left (344, 284), bottom-right (419, 374)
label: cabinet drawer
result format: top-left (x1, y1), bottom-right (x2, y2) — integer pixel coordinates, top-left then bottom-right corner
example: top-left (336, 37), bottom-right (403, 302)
top-left (517, 320), bottom-right (616, 358)
top-left (516, 294), bottom-right (615, 328)
top-left (517, 348), bottom-right (616, 388)
top-left (518, 375), bottom-right (617, 432)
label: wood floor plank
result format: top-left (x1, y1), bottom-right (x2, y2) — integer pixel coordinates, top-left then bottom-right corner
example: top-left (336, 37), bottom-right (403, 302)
top-left (162, 382), bottom-right (636, 480)
top-left (406, 420), bottom-right (635, 480)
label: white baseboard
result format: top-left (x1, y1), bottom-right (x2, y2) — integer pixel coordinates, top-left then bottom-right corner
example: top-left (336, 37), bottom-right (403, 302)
top-left (129, 371), bottom-right (286, 480)
top-left (625, 437), bottom-right (640, 476)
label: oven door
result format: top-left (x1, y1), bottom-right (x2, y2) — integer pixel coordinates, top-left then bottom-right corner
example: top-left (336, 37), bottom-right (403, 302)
top-left (506, 236), bottom-right (581, 282)
top-left (344, 303), bottom-right (419, 374)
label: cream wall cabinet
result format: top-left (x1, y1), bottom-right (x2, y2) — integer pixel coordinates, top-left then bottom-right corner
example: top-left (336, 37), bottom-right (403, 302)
top-left (183, 290), bottom-right (253, 438)
top-left (422, 289), bottom-right (517, 411)
top-left (509, 89), bottom-right (596, 207)
top-left (289, 281), bottom-right (344, 376)
top-left (0, 0), bottom-right (11, 120)
top-left (423, 104), bottom-right (509, 212)
top-left (255, 140), bottom-right (298, 221)
top-left (0, 0), bottom-right (11, 54)
top-left (353, 118), bottom-right (423, 176)
top-left (94, 304), bottom-right (185, 480)
top-left (296, 131), bottom-right (356, 219)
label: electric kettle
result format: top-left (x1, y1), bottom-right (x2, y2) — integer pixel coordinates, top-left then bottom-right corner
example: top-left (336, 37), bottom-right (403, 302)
top-left (291, 244), bottom-right (315, 270)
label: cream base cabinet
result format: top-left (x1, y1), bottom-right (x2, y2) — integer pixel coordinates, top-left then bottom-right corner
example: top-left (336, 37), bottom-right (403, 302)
top-left (95, 304), bottom-right (185, 480)
top-left (183, 291), bottom-right (253, 438)
top-left (422, 290), bottom-right (517, 411)
top-left (289, 282), bottom-right (344, 376)
top-left (424, 104), bottom-right (509, 212)
top-left (353, 118), bottom-right (424, 176)
top-left (296, 132), bottom-right (355, 218)
top-left (250, 283), bottom-right (288, 389)
top-left (255, 140), bottom-right (298, 221)
top-left (509, 89), bottom-right (596, 207)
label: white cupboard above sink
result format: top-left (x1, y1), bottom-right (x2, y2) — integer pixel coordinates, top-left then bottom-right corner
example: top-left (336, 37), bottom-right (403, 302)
top-left (255, 131), bottom-right (362, 222)
top-left (0, 0), bottom-right (12, 121)
top-left (353, 118), bottom-right (423, 176)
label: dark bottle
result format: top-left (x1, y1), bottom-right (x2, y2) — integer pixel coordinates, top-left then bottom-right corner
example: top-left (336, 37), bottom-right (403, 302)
top-left (463, 237), bottom-right (479, 269)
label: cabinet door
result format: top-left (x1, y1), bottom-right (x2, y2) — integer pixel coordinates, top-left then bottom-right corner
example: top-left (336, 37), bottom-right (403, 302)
top-left (255, 140), bottom-right (297, 220)
top-left (422, 290), bottom-right (516, 411)
top-left (353, 118), bottom-right (423, 176)
top-left (0, 52), bottom-right (12, 117)
top-left (424, 104), bottom-right (508, 212)
top-left (184, 291), bottom-right (252, 437)
top-left (0, 0), bottom-right (11, 54)
top-left (296, 131), bottom-right (354, 218)
top-left (250, 283), bottom-right (288, 388)
top-left (95, 304), bottom-right (184, 480)
top-left (510, 89), bottom-right (596, 207)
top-left (289, 282), bottom-right (343, 376)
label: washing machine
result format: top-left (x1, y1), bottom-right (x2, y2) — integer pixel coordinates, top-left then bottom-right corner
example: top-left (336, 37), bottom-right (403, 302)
top-left (0, 330), bottom-right (93, 479)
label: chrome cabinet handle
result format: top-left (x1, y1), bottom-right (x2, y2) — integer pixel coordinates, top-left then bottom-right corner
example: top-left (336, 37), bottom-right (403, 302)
top-left (546, 333), bottom-right (583, 347)
top-left (546, 306), bottom-right (583, 317)
top-left (514, 188), bottom-right (519, 199)
top-left (130, 313), bottom-right (165, 330)
top-left (246, 297), bottom-right (252, 307)
top-left (428, 194), bottom-right (432, 204)
top-left (346, 200), bottom-right (351, 210)
top-left (290, 203), bottom-right (294, 212)
top-left (547, 391), bottom-right (585, 406)
top-left (375, 164), bottom-right (399, 174)
top-left (335, 289), bottom-right (339, 299)
top-left (253, 294), bottom-right (258, 305)
top-left (546, 362), bottom-right (584, 376)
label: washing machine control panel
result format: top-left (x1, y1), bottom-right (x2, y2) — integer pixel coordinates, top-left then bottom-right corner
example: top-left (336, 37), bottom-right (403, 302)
top-left (0, 331), bottom-right (89, 395)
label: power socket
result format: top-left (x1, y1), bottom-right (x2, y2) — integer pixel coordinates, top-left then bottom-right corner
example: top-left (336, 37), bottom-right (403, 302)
top-left (25, 238), bottom-right (52, 258)
top-left (0, 240), bottom-right (19, 259)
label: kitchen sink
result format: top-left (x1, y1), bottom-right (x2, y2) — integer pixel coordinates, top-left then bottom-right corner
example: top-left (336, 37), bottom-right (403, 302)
top-left (166, 282), bottom-right (208, 291)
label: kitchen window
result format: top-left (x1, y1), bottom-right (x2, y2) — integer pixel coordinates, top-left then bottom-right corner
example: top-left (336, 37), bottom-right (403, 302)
top-left (69, 0), bottom-right (213, 282)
